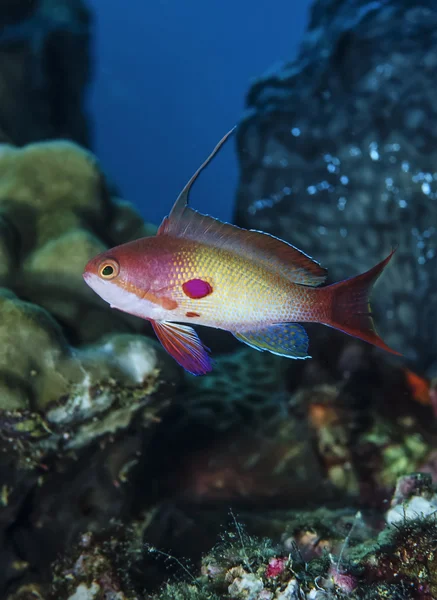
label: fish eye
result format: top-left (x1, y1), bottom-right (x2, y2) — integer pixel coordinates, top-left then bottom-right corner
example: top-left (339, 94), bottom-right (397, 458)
top-left (98, 259), bottom-right (119, 280)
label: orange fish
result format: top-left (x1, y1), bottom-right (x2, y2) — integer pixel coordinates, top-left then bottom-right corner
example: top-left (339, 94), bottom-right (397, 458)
top-left (83, 128), bottom-right (400, 375)
top-left (404, 368), bottom-right (430, 406)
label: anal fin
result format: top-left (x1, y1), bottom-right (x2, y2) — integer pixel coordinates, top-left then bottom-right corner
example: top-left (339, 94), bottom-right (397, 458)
top-left (151, 321), bottom-right (212, 376)
top-left (233, 323), bottom-right (310, 359)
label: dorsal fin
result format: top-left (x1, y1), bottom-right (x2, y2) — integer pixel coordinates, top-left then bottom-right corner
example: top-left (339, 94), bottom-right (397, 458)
top-left (157, 127), bottom-right (236, 237)
top-left (157, 127), bottom-right (327, 286)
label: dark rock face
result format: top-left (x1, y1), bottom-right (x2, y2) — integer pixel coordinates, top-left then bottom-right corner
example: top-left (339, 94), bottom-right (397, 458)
top-left (0, 0), bottom-right (92, 146)
top-left (235, 0), bottom-right (437, 374)
top-left (0, 0), bottom-right (38, 26)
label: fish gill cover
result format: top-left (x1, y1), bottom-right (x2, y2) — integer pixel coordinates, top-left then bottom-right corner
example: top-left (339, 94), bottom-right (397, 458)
top-left (0, 1), bottom-right (436, 600)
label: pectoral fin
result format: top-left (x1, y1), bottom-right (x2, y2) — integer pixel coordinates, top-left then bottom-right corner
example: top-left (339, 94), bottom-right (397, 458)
top-left (151, 320), bottom-right (212, 376)
top-left (233, 323), bottom-right (310, 359)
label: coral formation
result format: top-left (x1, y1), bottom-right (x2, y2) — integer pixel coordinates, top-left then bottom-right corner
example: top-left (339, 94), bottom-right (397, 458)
top-left (0, 140), bottom-right (156, 343)
top-left (156, 340), bottom-right (436, 512)
top-left (235, 0), bottom-right (437, 374)
top-left (145, 499), bottom-right (437, 599)
top-left (40, 488), bottom-right (437, 600)
top-left (0, 138), bottom-right (179, 595)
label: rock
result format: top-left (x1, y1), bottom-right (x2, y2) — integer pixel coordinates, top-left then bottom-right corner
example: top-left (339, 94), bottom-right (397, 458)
top-left (155, 339), bottom-right (436, 514)
top-left (0, 0), bottom-right (92, 146)
top-left (6, 584), bottom-right (46, 600)
top-left (0, 287), bottom-right (180, 590)
top-left (235, 0), bottom-right (437, 373)
top-left (359, 514), bottom-right (437, 598)
top-left (0, 0), bottom-right (38, 26)
top-left (386, 472), bottom-right (437, 524)
top-left (48, 530), bottom-right (137, 600)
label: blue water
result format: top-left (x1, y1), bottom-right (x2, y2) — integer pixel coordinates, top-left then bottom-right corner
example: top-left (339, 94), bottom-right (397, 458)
top-left (87, 1), bottom-right (310, 226)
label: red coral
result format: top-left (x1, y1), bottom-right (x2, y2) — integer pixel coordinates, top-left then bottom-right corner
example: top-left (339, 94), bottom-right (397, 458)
top-left (265, 557), bottom-right (287, 578)
top-left (328, 564), bottom-right (358, 592)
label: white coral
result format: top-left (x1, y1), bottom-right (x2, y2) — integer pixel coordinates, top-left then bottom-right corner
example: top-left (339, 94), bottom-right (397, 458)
top-left (227, 571), bottom-right (264, 599)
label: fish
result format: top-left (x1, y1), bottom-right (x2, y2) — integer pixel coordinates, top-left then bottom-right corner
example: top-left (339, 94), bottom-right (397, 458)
top-left (404, 368), bottom-right (430, 406)
top-left (83, 127), bottom-right (400, 376)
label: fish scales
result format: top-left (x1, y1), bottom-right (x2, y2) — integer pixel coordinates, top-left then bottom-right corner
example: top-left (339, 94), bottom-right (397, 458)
top-left (164, 240), bottom-right (300, 329)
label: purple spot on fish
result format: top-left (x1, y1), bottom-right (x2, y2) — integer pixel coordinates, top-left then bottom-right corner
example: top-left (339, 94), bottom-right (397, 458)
top-left (182, 279), bottom-right (213, 299)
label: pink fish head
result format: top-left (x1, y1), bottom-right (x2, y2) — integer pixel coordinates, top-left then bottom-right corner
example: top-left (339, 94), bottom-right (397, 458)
top-left (83, 238), bottom-right (174, 319)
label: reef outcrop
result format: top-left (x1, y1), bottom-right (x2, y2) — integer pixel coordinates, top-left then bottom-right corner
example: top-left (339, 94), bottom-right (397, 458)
top-left (235, 0), bottom-right (437, 374)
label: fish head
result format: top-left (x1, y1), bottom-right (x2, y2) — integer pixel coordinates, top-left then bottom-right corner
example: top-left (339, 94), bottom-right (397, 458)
top-left (83, 247), bottom-right (133, 298)
top-left (83, 238), bottom-right (170, 320)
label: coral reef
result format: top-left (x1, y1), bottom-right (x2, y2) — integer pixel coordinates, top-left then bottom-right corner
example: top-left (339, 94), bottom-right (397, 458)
top-left (18, 479), bottom-right (437, 599)
top-left (155, 340), bottom-right (436, 511)
top-left (235, 0), bottom-right (437, 374)
top-left (0, 138), bottom-right (181, 595)
top-left (48, 529), bottom-right (138, 600)
top-left (1, 0), bottom-right (436, 598)
top-left (147, 487), bottom-right (437, 599)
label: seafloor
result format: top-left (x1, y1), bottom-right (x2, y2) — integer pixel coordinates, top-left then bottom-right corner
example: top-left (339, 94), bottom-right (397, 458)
top-left (1, 1), bottom-right (437, 599)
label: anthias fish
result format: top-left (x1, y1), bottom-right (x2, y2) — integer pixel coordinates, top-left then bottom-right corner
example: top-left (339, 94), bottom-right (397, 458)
top-left (83, 128), bottom-right (400, 375)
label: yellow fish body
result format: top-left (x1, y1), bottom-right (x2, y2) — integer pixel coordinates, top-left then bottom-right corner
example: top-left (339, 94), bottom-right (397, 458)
top-left (83, 128), bottom-right (399, 375)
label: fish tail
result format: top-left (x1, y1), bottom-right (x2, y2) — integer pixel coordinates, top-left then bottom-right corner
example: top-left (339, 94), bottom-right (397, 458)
top-left (319, 249), bottom-right (401, 355)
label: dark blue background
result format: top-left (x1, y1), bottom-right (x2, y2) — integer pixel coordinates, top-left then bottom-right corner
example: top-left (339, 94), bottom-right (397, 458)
top-left (86, 1), bottom-right (310, 225)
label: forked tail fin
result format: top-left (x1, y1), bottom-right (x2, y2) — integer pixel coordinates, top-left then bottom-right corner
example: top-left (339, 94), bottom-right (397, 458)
top-left (322, 249), bottom-right (401, 355)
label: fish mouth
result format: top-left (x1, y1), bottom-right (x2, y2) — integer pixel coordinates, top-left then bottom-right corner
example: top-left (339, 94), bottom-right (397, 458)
top-left (82, 271), bottom-right (106, 293)
top-left (82, 271), bottom-right (114, 306)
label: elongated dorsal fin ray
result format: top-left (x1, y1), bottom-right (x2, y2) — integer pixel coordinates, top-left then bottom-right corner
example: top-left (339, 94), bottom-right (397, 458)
top-left (158, 126), bottom-right (326, 286)
top-left (158, 127), bottom-right (236, 235)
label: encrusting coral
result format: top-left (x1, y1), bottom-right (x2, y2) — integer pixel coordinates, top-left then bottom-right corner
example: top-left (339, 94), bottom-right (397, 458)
top-left (148, 479), bottom-right (437, 599)
top-left (29, 475), bottom-right (437, 600)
